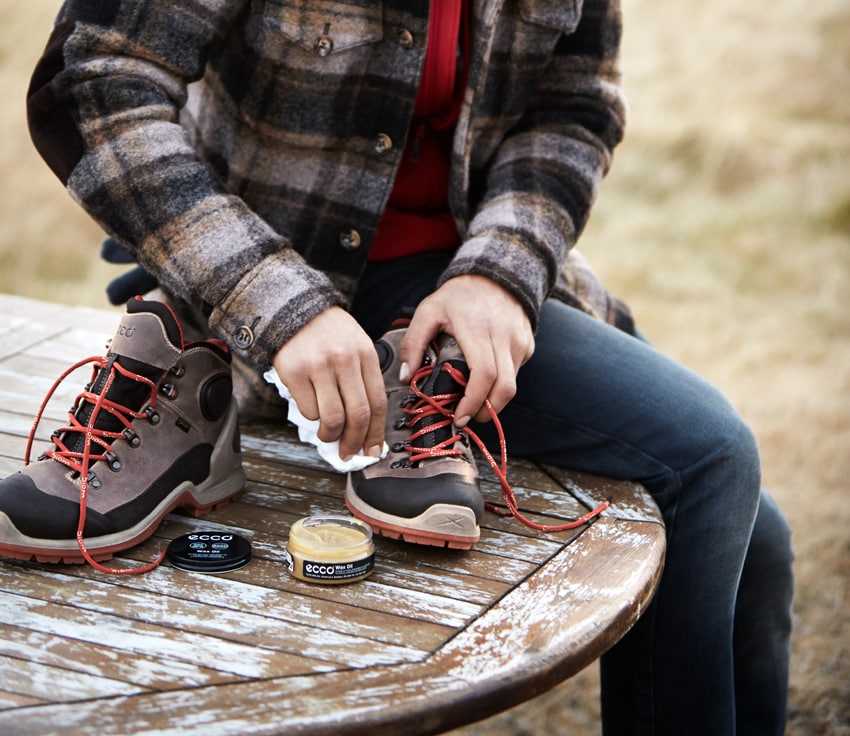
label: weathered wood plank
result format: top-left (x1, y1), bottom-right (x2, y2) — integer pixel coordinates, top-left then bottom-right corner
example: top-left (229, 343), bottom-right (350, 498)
top-left (0, 591), bottom-right (331, 681)
top-left (544, 465), bottom-right (664, 524)
top-left (0, 654), bottom-right (148, 702)
top-left (0, 565), bottom-right (428, 670)
top-left (0, 690), bottom-right (45, 711)
top-left (0, 622), bottom-right (240, 690)
top-left (0, 408), bottom-right (40, 442)
top-left (0, 294), bottom-right (119, 334)
top-left (0, 323), bottom-right (63, 361)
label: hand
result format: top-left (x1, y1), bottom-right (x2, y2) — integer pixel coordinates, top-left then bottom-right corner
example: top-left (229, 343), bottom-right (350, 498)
top-left (272, 307), bottom-right (387, 460)
top-left (400, 275), bottom-right (535, 425)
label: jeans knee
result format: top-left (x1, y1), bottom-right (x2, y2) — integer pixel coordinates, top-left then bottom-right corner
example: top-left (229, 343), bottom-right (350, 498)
top-left (671, 401), bottom-right (762, 524)
top-left (727, 415), bottom-right (762, 494)
top-left (715, 417), bottom-right (763, 529)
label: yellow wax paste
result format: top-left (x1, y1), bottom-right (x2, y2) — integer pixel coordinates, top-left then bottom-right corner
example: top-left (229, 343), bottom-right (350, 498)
top-left (286, 515), bottom-right (375, 584)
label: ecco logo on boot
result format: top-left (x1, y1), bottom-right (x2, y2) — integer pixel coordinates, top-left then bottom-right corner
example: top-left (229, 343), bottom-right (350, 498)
top-left (117, 324), bottom-right (136, 338)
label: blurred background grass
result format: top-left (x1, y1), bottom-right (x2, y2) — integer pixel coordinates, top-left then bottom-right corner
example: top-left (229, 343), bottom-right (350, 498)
top-left (1, 0), bottom-right (848, 733)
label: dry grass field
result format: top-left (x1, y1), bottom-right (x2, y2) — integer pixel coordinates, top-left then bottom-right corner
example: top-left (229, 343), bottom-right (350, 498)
top-left (1, 0), bottom-right (848, 734)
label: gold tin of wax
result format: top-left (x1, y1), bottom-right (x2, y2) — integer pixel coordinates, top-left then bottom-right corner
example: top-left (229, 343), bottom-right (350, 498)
top-left (285, 515), bottom-right (375, 584)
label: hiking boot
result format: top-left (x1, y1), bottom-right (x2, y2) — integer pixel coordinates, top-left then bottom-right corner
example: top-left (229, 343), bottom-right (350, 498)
top-left (345, 328), bottom-right (483, 549)
top-left (0, 298), bottom-right (245, 565)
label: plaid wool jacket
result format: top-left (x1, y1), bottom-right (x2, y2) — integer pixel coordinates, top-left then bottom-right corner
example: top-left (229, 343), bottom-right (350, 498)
top-left (28, 0), bottom-right (632, 368)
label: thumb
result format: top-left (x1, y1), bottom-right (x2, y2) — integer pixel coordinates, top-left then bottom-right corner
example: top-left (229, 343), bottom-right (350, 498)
top-left (398, 316), bottom-right (436, 383)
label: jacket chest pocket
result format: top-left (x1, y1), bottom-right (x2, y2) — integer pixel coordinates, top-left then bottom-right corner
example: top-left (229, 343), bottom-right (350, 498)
top-left (247, 0), bottom-right (384, 60)
top-left (519, 0), bottom-right (582, 34)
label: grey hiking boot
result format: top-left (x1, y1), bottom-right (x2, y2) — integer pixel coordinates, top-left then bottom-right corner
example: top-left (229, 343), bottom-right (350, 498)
top-left (0, 298), bottom-right (245, 565)
top-left (345, 328), bottom-right (484, 549)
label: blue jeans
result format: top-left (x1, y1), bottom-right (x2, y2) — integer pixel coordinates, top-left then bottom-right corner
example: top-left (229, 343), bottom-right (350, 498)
top-left (351, 252), bottom-right (794, 735)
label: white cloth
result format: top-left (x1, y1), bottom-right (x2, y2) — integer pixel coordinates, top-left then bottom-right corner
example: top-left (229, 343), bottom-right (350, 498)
top-left (263, 368), bottom-right (387, 473)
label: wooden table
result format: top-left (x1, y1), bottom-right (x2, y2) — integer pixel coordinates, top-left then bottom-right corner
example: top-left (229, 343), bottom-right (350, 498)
top-left (0, 294), bottom-right (665, 736)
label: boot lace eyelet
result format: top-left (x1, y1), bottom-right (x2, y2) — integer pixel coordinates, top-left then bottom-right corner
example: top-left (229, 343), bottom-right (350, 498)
top-left (123, 428), bottom-right (141, 448)
top-left (144, 406), bottom-right (160, 424)
top-left (104, 451), bottom-right (122, 472)
top-left (160, 383), bottom-right (178, 400)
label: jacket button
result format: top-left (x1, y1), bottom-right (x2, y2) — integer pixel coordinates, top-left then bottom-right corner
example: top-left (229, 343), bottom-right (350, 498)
top-left (397, 29), bottom-right (414, 49)
top-left (314, 34), bottom-right (334, 56)
top-left (339, 229), bottom-right (362, 250)
top-left (374, 133), bottom-right (393, 154)
top-left (234, 325), bottom-right (254, 349)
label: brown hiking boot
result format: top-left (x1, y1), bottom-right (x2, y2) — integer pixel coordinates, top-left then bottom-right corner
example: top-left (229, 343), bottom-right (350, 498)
top-left (345, 328), bottom-right (483, 549)
top-left (0, 298), bottom-right (245, 565)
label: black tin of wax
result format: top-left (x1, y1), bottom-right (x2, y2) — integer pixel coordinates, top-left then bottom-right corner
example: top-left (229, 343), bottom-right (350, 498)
top-left (166, 531), bottom-right (252, 573)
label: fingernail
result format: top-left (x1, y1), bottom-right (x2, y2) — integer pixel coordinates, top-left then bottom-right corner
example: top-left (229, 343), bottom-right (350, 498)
top-left (455, 415), bottom-right (471, 428)
top-left (341, 453), bottom-right (354, 462)
top-left (399, 362), bottom-right (410, 382)
top-left (367, 444), bottom-right (383, 458)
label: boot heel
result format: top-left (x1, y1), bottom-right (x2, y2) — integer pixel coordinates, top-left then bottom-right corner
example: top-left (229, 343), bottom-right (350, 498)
top-left (184, 487), bottom-right (246, 517)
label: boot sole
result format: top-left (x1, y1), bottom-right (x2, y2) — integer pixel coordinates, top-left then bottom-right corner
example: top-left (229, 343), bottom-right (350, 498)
top-left (0, 401), bottom-right (246, 565)
top-left (345, 479), bottom-right (480, 550)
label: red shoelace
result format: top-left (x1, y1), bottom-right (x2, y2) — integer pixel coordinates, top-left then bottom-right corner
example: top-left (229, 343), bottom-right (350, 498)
top-left (25, 356), bottom-right (167, 574)
top-left (403, 362), bottom-right (610, 532)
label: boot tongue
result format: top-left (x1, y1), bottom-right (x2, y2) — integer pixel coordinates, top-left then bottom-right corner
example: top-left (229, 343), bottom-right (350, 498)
top-left (63, 301), bottom-right (183, 456)
top-left (410, 334), bottom-right (469, 452)
top-left (428, 334), bottom-right (469, 397)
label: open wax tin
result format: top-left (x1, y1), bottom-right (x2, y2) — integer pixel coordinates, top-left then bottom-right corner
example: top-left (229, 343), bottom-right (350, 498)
top-left (285, 515), bottom-right (375, 584)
